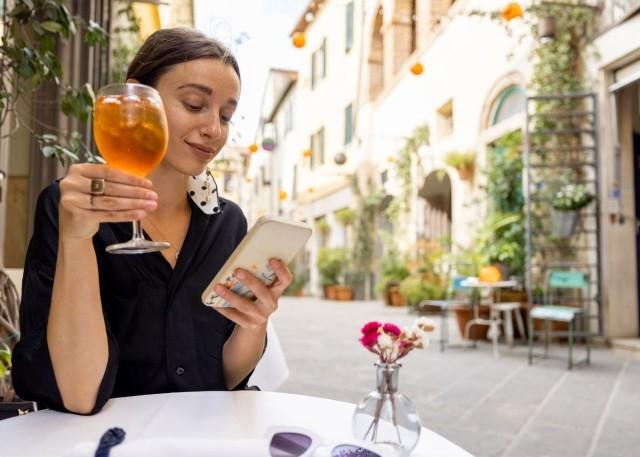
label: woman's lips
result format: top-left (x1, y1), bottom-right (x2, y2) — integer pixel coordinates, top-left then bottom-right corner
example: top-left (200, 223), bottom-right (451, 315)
top-left (186, 141), bottom-right (214, 160)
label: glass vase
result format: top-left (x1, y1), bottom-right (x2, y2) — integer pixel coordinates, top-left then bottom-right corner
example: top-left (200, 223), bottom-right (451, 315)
top-left (352, 363), bottom-right (421, 456)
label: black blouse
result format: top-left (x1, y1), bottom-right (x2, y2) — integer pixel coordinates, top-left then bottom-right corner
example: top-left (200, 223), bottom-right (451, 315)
top-left (12, 181), bottom-right (249, 414)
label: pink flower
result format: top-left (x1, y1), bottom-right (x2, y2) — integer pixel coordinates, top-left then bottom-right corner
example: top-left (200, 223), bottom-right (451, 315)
top-left (382, 323), bottom-right (401, 337)
top-left (359, 332), bottom-right (379, 349)
top-left (361, 321), bottom-right (382, 335)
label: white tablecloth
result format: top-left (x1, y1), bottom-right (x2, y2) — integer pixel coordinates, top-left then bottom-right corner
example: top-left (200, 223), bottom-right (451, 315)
top-left (0, 391), bottom-right (472, 457)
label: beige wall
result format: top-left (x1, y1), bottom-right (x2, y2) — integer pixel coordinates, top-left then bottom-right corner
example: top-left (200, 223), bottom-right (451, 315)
top-left (594, 12), bottom-right (640, 338)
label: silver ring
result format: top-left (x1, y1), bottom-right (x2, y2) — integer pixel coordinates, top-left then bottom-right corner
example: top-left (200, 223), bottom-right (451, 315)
top-left (90, 178), bottom-right (106, 195)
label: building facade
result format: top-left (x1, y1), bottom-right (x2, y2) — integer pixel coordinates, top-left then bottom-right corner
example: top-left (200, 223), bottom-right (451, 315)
top-left (259, 0), bottom-right (640, 339)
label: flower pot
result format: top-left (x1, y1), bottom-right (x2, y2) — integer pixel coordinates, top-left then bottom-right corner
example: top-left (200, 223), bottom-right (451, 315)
top-left (387, 285), bottom-right (406, 307)
top-left (324, 285), bottom-right (338, 300)
top-left (550, 208), bottom-right (578, 238)
top-left (333, 285), bottom-right (354, 301)
top-left (458, 166), bottom-right (473, 181)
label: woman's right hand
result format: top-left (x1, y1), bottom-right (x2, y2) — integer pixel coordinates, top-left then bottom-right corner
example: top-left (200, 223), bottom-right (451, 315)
top-left (59, 163), bottom-right (158, 241)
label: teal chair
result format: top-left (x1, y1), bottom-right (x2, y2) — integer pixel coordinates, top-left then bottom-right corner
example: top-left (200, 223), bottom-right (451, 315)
top-left (528, 266), bottom-right (591, 369)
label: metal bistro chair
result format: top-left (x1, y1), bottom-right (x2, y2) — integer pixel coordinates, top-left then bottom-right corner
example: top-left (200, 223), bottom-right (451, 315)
top-left (528, 264), bottom-right (592, 369)
top-left (415, 275), bottom-right (471, 351)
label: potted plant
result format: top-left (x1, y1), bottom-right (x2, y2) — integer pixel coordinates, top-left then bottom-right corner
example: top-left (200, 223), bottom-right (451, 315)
top-left (316, 247), bottom-right (351, 300)
top-left (550, 183), bottom-right (594, 238)
top-left (444, 150), bottom-right (475, 181)
top-left (314, 218), bottom-right (330, 238)
top-left (375, 249), bottom-right (409, 306)
top-left (285, 262), bottom-right (309, 297)
top-left (399, 275), bottom-right (446, 307)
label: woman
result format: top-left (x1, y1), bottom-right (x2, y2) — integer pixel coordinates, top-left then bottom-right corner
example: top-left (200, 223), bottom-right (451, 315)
top-left (12, 28), bottom-right (291, 415)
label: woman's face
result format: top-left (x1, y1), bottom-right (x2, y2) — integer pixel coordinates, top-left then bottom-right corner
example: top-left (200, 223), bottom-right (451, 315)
top-left (153, 58), bottom-right (241, 177)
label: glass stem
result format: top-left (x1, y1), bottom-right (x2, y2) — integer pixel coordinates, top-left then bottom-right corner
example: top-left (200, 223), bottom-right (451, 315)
top-left (131, 220), bottom-right (145, 242)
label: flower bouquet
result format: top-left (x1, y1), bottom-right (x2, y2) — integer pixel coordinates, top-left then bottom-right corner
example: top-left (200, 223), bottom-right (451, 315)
top-left (353, 318), bottom-right (435, 455)
top-left (551, 183), bottom-right (594, 211)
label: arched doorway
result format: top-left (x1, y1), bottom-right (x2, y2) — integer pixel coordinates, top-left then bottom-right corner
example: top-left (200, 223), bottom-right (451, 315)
top-left (418, 171), bottom-right (452, 242)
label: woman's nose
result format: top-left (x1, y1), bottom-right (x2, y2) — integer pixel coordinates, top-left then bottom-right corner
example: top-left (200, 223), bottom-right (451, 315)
top-left (199, 114), bottom-right (221, 139)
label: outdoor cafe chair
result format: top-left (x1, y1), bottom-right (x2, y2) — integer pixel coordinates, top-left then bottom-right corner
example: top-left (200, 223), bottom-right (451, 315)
top-left (414, 275), bottom-right (471, 352)
top-left (528, 263), bottom-right (592, 369)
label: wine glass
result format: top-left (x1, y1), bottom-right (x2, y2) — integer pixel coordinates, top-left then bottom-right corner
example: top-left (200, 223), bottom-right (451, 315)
top-left (93, 83), bottom-right (170, 254)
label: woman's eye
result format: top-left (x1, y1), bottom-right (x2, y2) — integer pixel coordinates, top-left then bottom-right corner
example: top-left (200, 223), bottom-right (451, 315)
top-left (221, 115), bottom-right (232, 123)
top-left (184, 102), bottom-right (203, 112)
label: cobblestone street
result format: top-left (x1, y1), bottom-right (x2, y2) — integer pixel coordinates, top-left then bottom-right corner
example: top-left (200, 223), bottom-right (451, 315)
top-left (272, 297), bottom-right (640, 457)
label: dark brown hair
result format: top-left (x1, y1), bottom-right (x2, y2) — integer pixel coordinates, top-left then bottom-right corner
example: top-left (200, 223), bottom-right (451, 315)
top-left (126, 27), bottom-right (241, 87)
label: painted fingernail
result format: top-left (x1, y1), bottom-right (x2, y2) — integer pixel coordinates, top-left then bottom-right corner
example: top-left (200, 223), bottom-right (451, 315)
top-left (143, 200), bottom-right (157, 210)
top-left (146, 191), bottom-right (158, 200)
top-left (235, 269), bottom-right (247, 280)
top-left (214, 285), bottom-right (226, 296)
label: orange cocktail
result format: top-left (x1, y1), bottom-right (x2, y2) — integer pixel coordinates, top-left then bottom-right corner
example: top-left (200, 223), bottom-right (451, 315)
top-left (93, 91), bottom-right (168, 177)
top-left (93, 83), bottom-right (170, 254)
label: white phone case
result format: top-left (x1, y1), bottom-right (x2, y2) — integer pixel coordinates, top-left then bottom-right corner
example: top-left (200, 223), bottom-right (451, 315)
top-left (202, 216), bottom-right (312, 308)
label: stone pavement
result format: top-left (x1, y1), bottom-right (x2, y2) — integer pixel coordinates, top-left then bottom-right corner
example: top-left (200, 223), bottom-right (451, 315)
top-left (271, 297), bottom-right (640, 457)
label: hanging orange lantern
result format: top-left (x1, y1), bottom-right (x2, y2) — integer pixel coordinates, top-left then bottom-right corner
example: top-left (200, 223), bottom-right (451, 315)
top-left (292, 32), bottom-right (306, 49)
top-left (410, 62), bottom-right (424, 76)
top-left (248, 143), bottom-right (258, 153)
top-left (501, 2), bottom-right (523, 21)
top-left (278, 190), bottom-right (288, 201)
top-left (303, 149), bottom-right (312, 158)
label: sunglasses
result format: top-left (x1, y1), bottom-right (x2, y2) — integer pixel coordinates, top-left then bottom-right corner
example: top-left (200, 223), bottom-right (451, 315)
top-left (267, 427), bottom-right (386, 457)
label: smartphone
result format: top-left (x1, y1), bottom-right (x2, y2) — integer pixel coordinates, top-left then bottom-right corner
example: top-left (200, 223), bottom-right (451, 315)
top-left (202, 216), bottom-right (312, 308)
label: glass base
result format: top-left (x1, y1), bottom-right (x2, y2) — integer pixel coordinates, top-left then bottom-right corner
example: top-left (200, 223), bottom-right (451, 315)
top-left (105, 239), bottom-right (170, 254)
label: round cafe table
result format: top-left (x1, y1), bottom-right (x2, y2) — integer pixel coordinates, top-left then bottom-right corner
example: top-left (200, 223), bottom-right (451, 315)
top-left (0, 391), bottom-right (472, 456)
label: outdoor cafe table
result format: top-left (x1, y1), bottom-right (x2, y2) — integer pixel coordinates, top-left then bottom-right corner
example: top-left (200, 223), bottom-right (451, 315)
top-left (0, 391), bottom-right (472, 456)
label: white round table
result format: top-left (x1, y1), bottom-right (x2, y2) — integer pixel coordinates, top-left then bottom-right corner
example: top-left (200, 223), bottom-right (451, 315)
top-left (0, 391), bottom-right (472, 456)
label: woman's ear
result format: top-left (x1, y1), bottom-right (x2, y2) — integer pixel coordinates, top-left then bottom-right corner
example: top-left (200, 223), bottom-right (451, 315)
top-left (126, 78), bottom-right (140, 84)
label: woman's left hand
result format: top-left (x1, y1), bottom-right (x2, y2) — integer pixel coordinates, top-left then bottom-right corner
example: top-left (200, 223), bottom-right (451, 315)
top-left (212, 258), bottom-right (292, 329)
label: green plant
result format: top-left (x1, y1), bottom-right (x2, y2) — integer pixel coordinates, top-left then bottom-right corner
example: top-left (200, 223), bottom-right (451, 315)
top-left (111, 0), bottom-right (142, 83)
top-left (487, 131), bottom-right (524, 213)
top-left (444, 150), bottom-right (475, 172)
top-left (387, 124), bottom-right (430, 223)
top-left (399, 275), bottom-right (445, 307)
top-left (317, 247), bottom-right (348, 286)
top-left (1, 0), bottom-right (108, 165)
top-left (374, 248), bottom-right (410, 294)
top-left (315, 218), bottom-right (330, 237)
top-left (0, 346), bottom-right (15, 402)
top-left (285, 261), bottom-right (309, 295)
top-left (551, 183), bottom-right (594, 211)
top-left (335, 207), bottom-right (357, 226)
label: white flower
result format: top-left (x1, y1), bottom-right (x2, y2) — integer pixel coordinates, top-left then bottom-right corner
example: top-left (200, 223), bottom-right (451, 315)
top-left (377, 333), bottom-right (394, 351)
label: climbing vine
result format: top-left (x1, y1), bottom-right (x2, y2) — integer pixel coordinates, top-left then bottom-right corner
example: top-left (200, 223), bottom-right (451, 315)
top-left (1, 0), bottom-right (108, 165)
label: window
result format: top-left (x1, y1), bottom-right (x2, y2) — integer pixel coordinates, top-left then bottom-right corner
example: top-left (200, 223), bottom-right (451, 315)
top-left (489, 85), bottom-right (526, 126)
top-left (310, 127), bottom-right (325, 168)
top-left (345, 2), bottom-right (354, 53)
top-left (311, 39), bottom-right (326, 89)
top-left (284, 99), bottom-right (294, 134)
top-left (344, 103), bottom-right (353, 145)
top-left (436, 99), bottom-right (453, 139)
